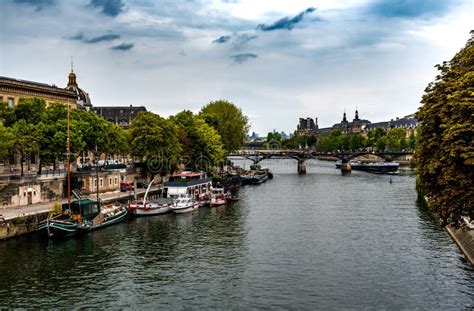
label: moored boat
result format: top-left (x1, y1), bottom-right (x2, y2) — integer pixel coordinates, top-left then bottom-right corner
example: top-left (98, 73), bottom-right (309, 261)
top-left (128, 199), bottom-right (172, 216)
top-left (225, 192), bottom-right (239, 202)
top-left (78, 204), bottom-right (128, 232)
top-left (164, 172), bottom-right (212, 201)
top-left (335, 160), bottom-right (399, 173)
top-left (37, 216), bottom-right (79, 239)
top-left (170, 197), bottom-right (199, 214)
top-left (210, 188), bottom-right (226, 206)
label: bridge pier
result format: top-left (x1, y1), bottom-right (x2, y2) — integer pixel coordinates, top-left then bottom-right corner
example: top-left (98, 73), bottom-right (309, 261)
top-left (297, 160), bottom-right (306, 174)
top-left (340, 160), bottom-right (351, 173)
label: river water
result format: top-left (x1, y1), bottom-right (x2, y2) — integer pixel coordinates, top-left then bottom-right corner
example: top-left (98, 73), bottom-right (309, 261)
top-left (0, 159), bottom-right (473, 309)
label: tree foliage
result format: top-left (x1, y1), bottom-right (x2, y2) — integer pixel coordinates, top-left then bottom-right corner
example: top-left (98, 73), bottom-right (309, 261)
top-left (416, 31), bottom-right (474, 224)
top-left (200, 100), bottom-right (249, 154)
top-left (129, 111), bottom-right (182, 174)
top-left (171, 110), bottom-right (224, 169)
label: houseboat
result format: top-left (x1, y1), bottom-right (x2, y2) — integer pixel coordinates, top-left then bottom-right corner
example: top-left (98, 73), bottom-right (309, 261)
top-left (164, 172), bottom-right (213, 201)
top-left (210, 188), bottom-right (226, 206)
top-left (128, 199), bottom-right (172, 216)
top-left (335, 160), bottom-right (399, 173)
top-left (170, 197), bottom-right (200, 213)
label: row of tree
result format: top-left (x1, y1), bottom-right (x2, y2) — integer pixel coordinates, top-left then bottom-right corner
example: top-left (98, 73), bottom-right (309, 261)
top-left (0, 98), bottom-right (249, 175)
top-left (416, 31), bottom-right (473, 225)
top-left (263, 127), bottom-right (416, 152)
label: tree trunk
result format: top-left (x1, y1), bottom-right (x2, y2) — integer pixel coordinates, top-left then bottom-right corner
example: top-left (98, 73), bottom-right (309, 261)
top-left (20, 154), bottom-right (24, 176)
top-left (37, 157), bottom-right (42, 175)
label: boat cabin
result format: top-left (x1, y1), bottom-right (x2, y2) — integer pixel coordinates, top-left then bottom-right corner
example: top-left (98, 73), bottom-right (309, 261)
top-left (63, 199), bottom-right (100, 222)
top-left (164, 172), bottom-right (212, 199)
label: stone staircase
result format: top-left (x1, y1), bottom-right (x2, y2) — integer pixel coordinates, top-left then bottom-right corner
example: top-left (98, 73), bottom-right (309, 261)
top-left (41, 184), bottom-right (58, 201)
top-left (0, 182), bottom-right (19, 207)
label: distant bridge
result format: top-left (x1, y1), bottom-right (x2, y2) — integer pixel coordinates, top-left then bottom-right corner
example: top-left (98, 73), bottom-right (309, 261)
top-left (227, 149), bottom-right (414, 174)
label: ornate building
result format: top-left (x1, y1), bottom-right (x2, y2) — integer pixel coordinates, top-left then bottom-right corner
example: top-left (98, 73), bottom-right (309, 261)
top-left (364, 114), bottom-right (418, 137)
top-left (331, 109), bottom-right (371, 134)
top-left (0, 68), bottom-right (92, 109)
top-left (296, 117), bottom-right (318, 135)
top-left (93, 105), bottom-right (147, 128)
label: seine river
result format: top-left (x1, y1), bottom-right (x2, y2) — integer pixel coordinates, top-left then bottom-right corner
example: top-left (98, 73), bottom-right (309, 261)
top-left (0, 160), bottom-right (473, 309)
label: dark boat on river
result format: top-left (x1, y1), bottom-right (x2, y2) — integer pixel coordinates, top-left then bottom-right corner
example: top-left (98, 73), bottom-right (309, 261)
top-left (38, 200), bottom-right (128, 239)
top-left (335, 160), bottom-right (399, 173)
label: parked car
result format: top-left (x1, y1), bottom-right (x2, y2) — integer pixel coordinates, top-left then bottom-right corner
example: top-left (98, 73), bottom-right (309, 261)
top-left (120, 182), bottom-right (134, 192)
top-left (136, 181), bottom-right (149, 189)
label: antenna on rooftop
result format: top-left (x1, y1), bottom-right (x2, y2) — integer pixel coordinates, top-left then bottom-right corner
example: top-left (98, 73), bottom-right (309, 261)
top-left (71, 56), bottom-right (74, 73)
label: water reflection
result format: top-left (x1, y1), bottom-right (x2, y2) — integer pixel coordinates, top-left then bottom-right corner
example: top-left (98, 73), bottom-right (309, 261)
top-left (0, 160), bottom-right (473, 309)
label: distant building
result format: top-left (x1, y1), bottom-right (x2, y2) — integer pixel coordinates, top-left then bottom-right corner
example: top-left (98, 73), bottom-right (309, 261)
top-left (0, 68), bottom-right (91, 109)
top-left (297, 117), bottom-right (318, 135)
top-left (331, 109), bottom-right (371, 134)
top-left (364, 114), bottom-right (418, 137)
top-left (93, 105), bottom-right (147, 128)
top-left (280, 131), bottom-right (290, 140)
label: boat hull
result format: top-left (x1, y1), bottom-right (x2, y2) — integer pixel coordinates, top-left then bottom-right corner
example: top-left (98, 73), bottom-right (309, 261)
top-left (132, 206), bottom-right (170, 216)
top-left (78, 208), bottom-right (128, 232)
top-left (171, 203), bottom-right (200, 214)
top-left (209, 200), bottom-right (226, 207)
top-left (38, 220), bottom-right (78, 239)
top-left (335, 161), bottom-right (399, 173)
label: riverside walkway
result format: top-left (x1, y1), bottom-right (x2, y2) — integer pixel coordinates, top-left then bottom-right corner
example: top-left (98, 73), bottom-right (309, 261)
top-left (0, 186), bottom-right (162, 220)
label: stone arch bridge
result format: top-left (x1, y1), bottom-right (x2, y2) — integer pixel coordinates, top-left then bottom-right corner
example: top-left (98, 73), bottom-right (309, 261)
top-left (228, 150), bottom-right (413, 174)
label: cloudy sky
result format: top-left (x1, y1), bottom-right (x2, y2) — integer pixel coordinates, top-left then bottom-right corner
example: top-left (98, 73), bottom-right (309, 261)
top-left (0, 0), bottom-right (472, 134)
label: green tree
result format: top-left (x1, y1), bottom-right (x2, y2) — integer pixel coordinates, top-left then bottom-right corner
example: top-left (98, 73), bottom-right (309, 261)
top-left (416, 31), bottom-right (474, 225)
top-left (200, 100), bottom-right (249, 154)
top-left (375, 136), bottom-right (386, 151)
top-left (12, 97), bottom-right (46, 125)
top-left (130, 111), bottom-right (182, 174)
top-left (171, 110), bottom-right (225, 169)
top-left (11, 120), bottom-right (41, 175)
top-left (0, 122), bottom-right (14, 159)
top-left (409, 130), bottom-right (416, 150)
top-left (264, 130), bottom-right (282, 149)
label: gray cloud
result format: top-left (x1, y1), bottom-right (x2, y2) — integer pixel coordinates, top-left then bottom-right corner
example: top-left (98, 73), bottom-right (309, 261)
top-left (84, 34), bottom-right (120, 43)
top-left (257, 7), bottom-right (316, 31)
top-left (67, 32), bottom-right (85, 41)
top-left (231, 53), bottom-right (257, 64)
top-left (213, 36), bottom-right (231, 44)
top-left (88, 0), bottom-right (124, 17)
top-left (111, 42), bottom-right (134, 51)
top-left (13, 0), bottom-right (54, 10)
top-left (233, 34), bottom-right (257, 50)
top-left (367, 0), bottom-right (458, 19)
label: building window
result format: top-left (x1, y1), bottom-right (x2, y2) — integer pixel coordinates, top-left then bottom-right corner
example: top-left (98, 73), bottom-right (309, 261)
top-left (94, 179), bottom-right (97, 187)
top-left (114, 177), bottom-right (118, 185)
top-left (7, 98), bottom-right (14, 107)
top-left (99, 178), bottom-right (103, 187)
top-left (109, 177), bottom-right (112, 186)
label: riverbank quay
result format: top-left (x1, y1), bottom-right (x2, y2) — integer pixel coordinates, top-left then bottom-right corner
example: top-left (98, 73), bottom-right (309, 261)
top-left (0, 186), bottom-right (162, 240)
top-left (446, 224), bottom-right (474, 266)
top-left (421, 195), bottom-right (474, 266)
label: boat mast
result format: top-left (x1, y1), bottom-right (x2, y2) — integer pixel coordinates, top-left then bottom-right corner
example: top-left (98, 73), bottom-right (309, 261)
top-left (96, 144), bottom-right (99, 204)
top-left (66, 103), bottom-right (71, 211)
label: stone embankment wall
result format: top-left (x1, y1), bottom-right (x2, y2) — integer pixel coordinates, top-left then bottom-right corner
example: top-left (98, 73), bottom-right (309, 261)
top-left (446, 225), bottom-right (474, 266)
top-left (0, 212), bottom-right (49, 240)
top-left (420, 194), bottom-right (474, 266)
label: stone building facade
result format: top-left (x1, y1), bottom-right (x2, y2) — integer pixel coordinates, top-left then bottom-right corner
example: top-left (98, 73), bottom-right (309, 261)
top-left (93, 105), bottom-right (147, 128)
top-left (296, 117), bottom-right (318, 135)
top-left (0, 69), bottom-right (92, 109)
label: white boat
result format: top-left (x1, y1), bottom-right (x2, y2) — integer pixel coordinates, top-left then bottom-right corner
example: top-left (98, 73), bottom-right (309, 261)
top-left (198, 193), bottom-right (210, 207)
top-left (128, 200), bottom-right (171, 216)
top-left (164, 172), bottom-right (212, 200)
top-left (210, 188), bottom-right (226, 207)
top-left (170, 197), bottom-right (200, 214)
